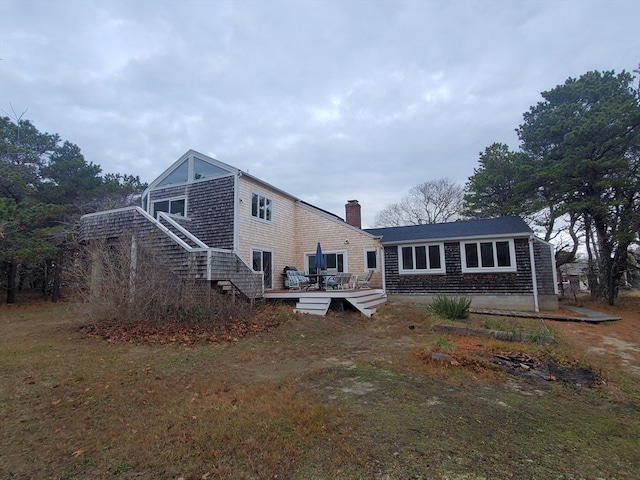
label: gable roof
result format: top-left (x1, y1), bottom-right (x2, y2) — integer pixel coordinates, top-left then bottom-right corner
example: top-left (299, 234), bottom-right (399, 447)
top-left (144, 150), bottom-right (378, 238)
top-left (365, 216), bottom-right (533, 244)
top-left (144, 149), bottom-right (239, 193)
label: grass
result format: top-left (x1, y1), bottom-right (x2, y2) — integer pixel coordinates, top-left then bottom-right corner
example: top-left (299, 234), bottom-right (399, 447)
top-left (429, 295), bottom-right (472, 320)
top-left (433, 335), bottom-right (456, 351)
top-left (1, 299), bottom-right (639, 479)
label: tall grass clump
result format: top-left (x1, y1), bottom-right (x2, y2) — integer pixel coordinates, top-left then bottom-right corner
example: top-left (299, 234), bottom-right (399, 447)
top-left (429, 295), bottom-right (472, 320)
top-left (71, 235), bottom-right (256, 325)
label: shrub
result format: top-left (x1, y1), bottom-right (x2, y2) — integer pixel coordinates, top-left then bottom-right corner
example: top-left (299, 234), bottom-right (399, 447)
top-left (72, 235), bottom-right (255, 325)
top-left (429, 295), bottom-right (471, 320)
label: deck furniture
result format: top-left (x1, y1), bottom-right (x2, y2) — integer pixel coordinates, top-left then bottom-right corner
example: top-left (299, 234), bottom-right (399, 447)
top-left (287, 270), bottom-right (313, 290)
top-left (354, 271), bottom-right (373, 289)
top-left (327, 272), bottom-right (352, 290)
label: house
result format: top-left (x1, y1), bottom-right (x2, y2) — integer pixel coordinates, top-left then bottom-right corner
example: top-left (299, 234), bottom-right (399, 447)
top-left (558, 260), bottom-right (590, 293)
top-left (80, 150), bottom-right (385, 313)
top-left (366, 217), bottom-right (559, 311)
top-left (80, 150), bottom-right (558, 315)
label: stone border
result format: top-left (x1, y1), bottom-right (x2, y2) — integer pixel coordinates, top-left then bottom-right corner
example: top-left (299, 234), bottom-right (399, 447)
top-left (470, 308), bottom-right (620, 323)
top-left (433, 324), bottom-right (555, 344)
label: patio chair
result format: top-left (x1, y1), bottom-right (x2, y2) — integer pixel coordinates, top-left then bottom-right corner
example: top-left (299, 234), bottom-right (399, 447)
top-left (354, 270), bottom-right (373, 289)
top-left (326, 272), bottom-right (352, 290)
top-left (287, 270), bottom-right (312, 290)
top-left (336, 272), bottom-right (352, 289)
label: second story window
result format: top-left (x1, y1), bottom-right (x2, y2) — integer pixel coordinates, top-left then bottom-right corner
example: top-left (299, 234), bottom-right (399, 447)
top-left (153, 197), bottom-right (186, 218)
top-left (251, 192), bottom-right (272, 222)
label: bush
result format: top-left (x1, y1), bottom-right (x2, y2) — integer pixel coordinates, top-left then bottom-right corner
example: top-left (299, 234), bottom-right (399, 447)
top-left (429, 295), bottom-right (471, 320)
top-left (72, 235), bottom-right (254, 325)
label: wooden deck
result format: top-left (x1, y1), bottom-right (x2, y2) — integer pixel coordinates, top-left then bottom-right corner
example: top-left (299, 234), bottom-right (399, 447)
top-left (262, 288), bottom-right (387, 317)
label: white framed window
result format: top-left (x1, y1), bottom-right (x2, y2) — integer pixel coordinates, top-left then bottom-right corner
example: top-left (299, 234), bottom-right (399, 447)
top-left (152, 196), bottom-right (186, 218)
top-left (306, 251), bottom-right (346, 274)
top-left (364, 249), bottom-right (378, 271)
top-left (461, 239), bottom-right (516, 273)
top-left (251, 248), bottom-right (273, 289)
top-left (251, 192), bottom-right (272, 222)
top-left (399, 243), bottom-right (445, 274)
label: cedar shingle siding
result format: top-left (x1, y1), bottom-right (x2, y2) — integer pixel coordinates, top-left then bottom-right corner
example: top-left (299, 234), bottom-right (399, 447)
top-left (80, 208), bottom-right (208, 279)
top-left (533, 238), bottom-right (556, 295)
top-left (149, 175), bottom-right (235, 249)
top-left (80, 162), bottom-right (262, 299)
top-left (384, 238), bottom-right (540, 296)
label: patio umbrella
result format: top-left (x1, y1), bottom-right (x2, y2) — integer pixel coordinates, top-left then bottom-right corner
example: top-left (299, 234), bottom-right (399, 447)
top-left (314, 242), bottom-right (326, 289)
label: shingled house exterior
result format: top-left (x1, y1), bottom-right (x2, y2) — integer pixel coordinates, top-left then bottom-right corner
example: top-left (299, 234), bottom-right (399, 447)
top-left (80, 150), bottom-right (384, 303)
top-left (81, 150), bottom-right (558, 314)
top-left (366, 217), bottom-right (559, 311)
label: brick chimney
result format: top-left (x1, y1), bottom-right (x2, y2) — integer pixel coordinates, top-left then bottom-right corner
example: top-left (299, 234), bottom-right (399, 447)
top-left (345, 200), bottom-right (361, 229)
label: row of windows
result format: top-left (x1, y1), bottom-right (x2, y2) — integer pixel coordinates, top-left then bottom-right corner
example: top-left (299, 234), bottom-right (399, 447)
top-left (400, 240), bottom-right (516, 274)
top-left (148, 187), bottom-right (511, 276)
top-left (148, 191), bottom-right (274, 221)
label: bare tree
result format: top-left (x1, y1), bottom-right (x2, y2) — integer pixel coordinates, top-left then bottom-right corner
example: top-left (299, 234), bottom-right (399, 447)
top-left (373, 178), bottom-right (464, 227)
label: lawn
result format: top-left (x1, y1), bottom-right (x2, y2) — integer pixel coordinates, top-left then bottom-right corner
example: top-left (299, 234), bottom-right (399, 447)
top-left (1, 294), bottom-right (639, 479)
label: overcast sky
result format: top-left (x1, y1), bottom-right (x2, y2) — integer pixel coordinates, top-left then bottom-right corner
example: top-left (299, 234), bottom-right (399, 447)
top-left (1, 0), bottom-right (638, 227)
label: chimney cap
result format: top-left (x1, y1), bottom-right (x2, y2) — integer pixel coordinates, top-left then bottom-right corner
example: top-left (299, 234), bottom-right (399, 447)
top-left (347, 199), bottom-right (359, 203)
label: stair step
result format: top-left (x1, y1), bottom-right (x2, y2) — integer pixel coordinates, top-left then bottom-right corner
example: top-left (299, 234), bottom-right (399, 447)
top-left (345, 291), bottom-right (387, 317)
top-left (295, 297), bottom-right (331, 316)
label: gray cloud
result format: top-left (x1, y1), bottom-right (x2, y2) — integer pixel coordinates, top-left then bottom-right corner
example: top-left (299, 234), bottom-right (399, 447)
top-left (1, 0), bottom-right (638, 227)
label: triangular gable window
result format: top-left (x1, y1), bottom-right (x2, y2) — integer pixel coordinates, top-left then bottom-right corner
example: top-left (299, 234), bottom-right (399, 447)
top-left (157, 159), bottom-right (188, 187)
top-left (194, 157), bottom-right (229, 180)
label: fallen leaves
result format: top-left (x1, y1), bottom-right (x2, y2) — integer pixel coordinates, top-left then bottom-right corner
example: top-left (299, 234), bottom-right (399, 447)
top-left (80, 309), bottom-right (285, 346)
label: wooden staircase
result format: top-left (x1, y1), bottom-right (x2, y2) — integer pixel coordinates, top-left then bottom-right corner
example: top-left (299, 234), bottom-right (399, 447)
top-left (292, 289), bottom-right (387, 317)
top-left (344, 289), bottom-right (387, 317)
top-left (294, 296), bottom-right (332, 316)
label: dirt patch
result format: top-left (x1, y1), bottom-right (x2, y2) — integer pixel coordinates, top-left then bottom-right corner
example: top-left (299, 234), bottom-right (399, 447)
top-left (492, 351), bottom-right (599, 387)
top-left (553, 292), bottom-right (640, 376)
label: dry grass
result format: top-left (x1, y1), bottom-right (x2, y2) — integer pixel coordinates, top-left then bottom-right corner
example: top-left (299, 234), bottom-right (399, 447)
top-left (1, 294), bottom-right (639, 479)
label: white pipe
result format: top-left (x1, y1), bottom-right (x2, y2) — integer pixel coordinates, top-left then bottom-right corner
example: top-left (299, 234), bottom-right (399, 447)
top-left (380, 246), bottom-right (386, 293)
top-left (529, 236), bottom-right (540, 312)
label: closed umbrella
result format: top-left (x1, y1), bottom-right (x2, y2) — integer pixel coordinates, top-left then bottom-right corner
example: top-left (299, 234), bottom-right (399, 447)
top-left (314, 242), bottom-right (326, 289)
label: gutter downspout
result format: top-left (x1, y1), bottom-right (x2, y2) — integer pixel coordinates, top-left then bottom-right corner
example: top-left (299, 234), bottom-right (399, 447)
top-left (380, 246), bottom-right (386, 293)
top-left (528, 235), bottom-right (540, 312)
top-left (550, 243), bottom-right (559, 295)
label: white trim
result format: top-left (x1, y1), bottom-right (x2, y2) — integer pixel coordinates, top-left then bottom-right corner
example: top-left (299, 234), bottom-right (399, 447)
top-left (389, 232), bottom-right (530, 246)
top-left (398, 242), bottom-right (446, 275)
top-left (551, 246), bottom-right (559, 295)
top-left (151, 195), bottom-right (187, 218)
top-left (380, 246), bottom-right (386, 292)
top-left (81, 206), bottom-right (138, 219)
top-left (233, 172), bottom-right (240, 252)
top-left (461, 239), bottom-right (517, 273)
top-left (133, 207), bottom-right (193, 251)
top-left (304, 249), bottom-right (348, 274)
top-left (250, 190), bottom-right (273, 224)
top-left (250, 247), bottom-right (274, 290)
top-left (157, 212), bottom-right (208, 248)
top-left (364, 248), bottom-right (379, 271)
top-left (143, 150), bottom-right (237, 195)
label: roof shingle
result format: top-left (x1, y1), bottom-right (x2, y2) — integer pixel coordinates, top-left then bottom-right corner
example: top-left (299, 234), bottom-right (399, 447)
top-left (365, 216), bottom-right (532, 244)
